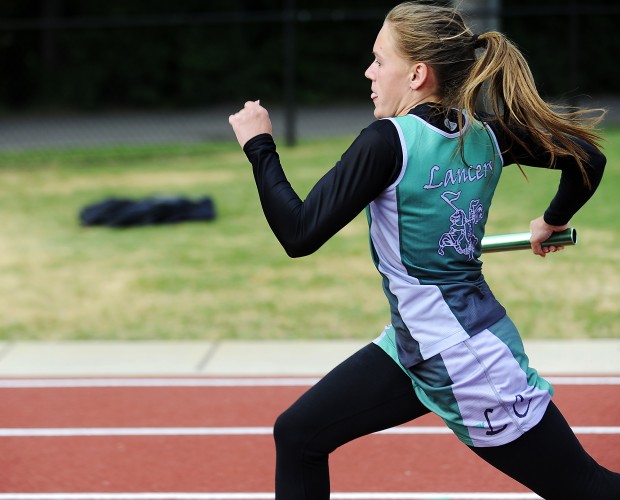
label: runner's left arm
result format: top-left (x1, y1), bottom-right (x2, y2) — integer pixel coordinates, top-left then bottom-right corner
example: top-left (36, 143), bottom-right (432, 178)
top-left (243, 121), bottom-right (401, 257)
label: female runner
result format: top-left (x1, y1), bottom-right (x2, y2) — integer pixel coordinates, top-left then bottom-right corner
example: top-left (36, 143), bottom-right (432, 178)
top-left (229, 3), bottom-right (620, 498)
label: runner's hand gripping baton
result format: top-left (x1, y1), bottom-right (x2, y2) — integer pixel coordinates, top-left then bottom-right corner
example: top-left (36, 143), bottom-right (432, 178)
top-left (481, 228), bottom-right (577, 253)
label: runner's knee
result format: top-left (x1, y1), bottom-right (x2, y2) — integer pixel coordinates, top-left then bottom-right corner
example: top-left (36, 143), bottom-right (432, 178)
top-left (273, 406), bottom-right (309, 453)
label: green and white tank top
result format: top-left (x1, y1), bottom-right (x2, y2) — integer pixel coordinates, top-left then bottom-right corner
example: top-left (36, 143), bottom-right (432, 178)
top-left (367, 112), bottom-right (507, 367)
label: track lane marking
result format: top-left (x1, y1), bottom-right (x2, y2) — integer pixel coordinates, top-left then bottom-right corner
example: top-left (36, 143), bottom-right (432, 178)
top-left (0, 376), bottom-right (618, 388)
top-left (0, 493), bottom-right (543, 499)
top-left (1, 426), bottom-right (618, 437)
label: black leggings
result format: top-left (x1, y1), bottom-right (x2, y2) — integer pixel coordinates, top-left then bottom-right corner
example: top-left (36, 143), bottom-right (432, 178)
top-left (274, 343), bottom-right (620, 500)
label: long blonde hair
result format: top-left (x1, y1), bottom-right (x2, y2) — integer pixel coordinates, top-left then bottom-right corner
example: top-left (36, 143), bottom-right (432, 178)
top-left (385, 2), bottom-right (605, 187)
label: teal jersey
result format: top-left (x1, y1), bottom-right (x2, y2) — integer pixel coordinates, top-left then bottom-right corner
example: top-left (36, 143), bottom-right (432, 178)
top-left (367, 112), bottom-right (507, 367)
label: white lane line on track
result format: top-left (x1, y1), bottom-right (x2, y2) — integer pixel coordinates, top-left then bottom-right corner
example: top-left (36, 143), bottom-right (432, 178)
top-left (1, 426), bottom-right (618, 438)
top-left (0, 378), bottom-right (322, 388)
top-left (0, 493), bottom-right (543, 499)
top-left (0, 376), bottom-right (618, 388)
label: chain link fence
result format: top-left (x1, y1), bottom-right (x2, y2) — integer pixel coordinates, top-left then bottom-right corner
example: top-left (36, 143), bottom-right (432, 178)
top-left (1, 2), bottom-right (618, 155)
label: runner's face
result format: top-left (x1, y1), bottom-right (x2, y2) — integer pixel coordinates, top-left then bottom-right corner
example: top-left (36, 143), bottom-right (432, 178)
top-left (365, 24), bottom-right (414, 119)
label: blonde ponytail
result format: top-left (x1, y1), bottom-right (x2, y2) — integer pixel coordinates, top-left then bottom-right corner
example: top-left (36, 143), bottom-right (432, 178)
top-left (459, 31), bottom-right (606, 187)
top-left (385, 2), bottom-right (606, 187)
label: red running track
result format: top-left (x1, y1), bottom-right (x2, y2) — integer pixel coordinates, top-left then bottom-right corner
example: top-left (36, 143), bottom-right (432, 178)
top-left (0, 376), bottom-right (618, 498)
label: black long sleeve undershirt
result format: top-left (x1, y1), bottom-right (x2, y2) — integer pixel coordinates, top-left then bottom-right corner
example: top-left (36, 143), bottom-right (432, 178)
top-left (245, 121), bottom-right (400, 257)
top-left (243, 105), bottom-right (606, 257)
top-left (500, 130), bottom-right (606, 226)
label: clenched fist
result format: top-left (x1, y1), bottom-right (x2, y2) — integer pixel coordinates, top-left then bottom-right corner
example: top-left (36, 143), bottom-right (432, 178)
top-left (229, 100), bottom-right (273, 148)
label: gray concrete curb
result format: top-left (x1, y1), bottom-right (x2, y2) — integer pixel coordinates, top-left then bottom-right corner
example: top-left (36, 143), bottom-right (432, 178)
top-left (0, 339), bottom-right (617, 377)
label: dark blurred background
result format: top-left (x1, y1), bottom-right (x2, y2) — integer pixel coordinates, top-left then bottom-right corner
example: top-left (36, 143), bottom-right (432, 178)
top-left (1, 0), bottom-right (618, 149)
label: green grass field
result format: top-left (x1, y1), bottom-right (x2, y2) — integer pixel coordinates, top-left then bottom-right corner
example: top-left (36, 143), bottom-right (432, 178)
top-left (1, 129), bottom-right (618, 341)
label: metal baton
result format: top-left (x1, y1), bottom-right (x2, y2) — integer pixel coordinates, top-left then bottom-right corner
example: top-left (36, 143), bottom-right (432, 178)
top-left (481, 227), bottom-right (577, 253)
